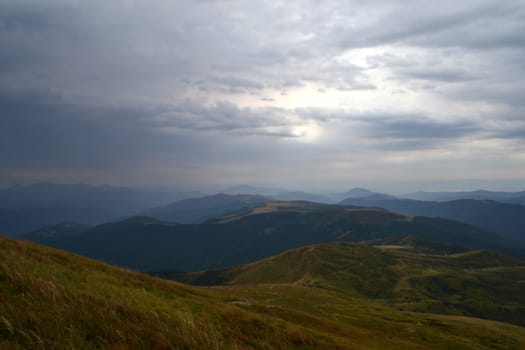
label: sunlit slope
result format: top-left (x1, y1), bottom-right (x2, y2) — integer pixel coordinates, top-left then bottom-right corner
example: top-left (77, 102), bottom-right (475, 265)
top-left (0, 237), bottom-right (349, 349)
top-left (178, 242), bottom-right (525, 327)
top-left (2, 238), bottom-right (525, 349)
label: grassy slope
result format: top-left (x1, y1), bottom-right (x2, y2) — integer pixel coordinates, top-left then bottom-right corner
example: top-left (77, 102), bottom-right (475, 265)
top-left (178, 242), bottom-right (525, 327)
top-left (0, 237), bottom-right (346, 349)
top-left (215, 284), bottom-right (525, 350)
top-left (2, 238), bottom-right (525, 349)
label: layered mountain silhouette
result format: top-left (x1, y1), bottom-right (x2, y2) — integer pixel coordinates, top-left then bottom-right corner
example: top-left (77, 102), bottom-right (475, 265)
top-left (0, 183), bottom-right (200, 234)
top-left (23, 201), bottom-right (521, 272)
top-left (401, 190), bottom-right (525, 205)
top-left (340, 197), bottom-right (525, 243)
top-left (142, 193), bottom-right (267, 223)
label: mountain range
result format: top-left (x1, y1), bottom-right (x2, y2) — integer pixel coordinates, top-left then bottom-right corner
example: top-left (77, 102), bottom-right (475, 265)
top-left (22, 201), bottom-right (522, 272)
top-left (142, 193), bottom-right (267, 223)
top-left (4, 183), bottom-right (525, 348)
top-left (340, 197), bottom-right (525, 243)
top-left (401, 190), bottom-right (525, 205)
top-left (4, 183), bottom-right (525, 237)
top-left (0, 183), bottom-right (200, 234)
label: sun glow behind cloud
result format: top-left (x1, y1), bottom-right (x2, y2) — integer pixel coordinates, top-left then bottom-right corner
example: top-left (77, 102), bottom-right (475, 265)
top-left (0, 0), bottom-right (524, 190)
top-left (290, 121), bottom-right (322, 143)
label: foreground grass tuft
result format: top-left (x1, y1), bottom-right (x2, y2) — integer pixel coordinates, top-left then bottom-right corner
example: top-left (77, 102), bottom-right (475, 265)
top-left (1, 237), bottom-right (525, 349)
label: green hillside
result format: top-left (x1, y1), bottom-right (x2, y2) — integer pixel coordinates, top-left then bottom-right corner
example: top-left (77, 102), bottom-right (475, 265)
top-left (0, 237), bottom-right (346, 349)
top-left (2, 237), bottom-right (525, 349)
top-left (175, 241), bottom-right (525, 327)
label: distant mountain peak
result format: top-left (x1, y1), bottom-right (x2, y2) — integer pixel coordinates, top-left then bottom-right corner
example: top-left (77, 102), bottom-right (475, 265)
top-left (343, 188), bottom-right (396, 200)
top-left (345, 188), bottom-right (376, 198)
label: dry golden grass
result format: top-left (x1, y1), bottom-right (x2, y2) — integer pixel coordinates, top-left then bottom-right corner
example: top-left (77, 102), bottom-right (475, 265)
top-left (1, 237), bottom-right (525, 349)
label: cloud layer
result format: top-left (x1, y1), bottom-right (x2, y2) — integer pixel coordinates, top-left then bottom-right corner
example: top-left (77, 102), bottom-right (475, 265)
top-left (1, 0), bottom-right (524, 190)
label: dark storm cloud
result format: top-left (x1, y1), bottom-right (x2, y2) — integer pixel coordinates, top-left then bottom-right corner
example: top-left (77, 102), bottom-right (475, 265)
top-left (0, 95), bottom-right (172, 170)
top-left (0, 91), bottom-right (307, 173)
top-left (493, 128), bottom-right (525, 139)
top-left (396, 68), bottom-right (475, 83)
top-left (360, 116), bottom-right (480, 139)
top-left (2, 0), bottom-right (521, 101)
top-left (208, 76), bottom-right (265, 91)
top-left (135, 100), bottom-right (300, 136)
top-left (333, 1), bottom-right (525, 50)
top-left (0, 0), bottom-right (367, 100)
top-left (296, 108), bottom-right (485, 150)
top-left (1, 0), bottom-right (524, 187)
top-left (444, 79), bottom-right (525, 107)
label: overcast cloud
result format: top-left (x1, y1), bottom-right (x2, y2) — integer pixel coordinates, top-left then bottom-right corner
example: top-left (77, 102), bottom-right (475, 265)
top-left (1, 0), bottom-right (524, 191)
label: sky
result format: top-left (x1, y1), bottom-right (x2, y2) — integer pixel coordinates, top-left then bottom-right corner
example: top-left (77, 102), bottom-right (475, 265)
top-left (1, 0), bottom-right (524, 192)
